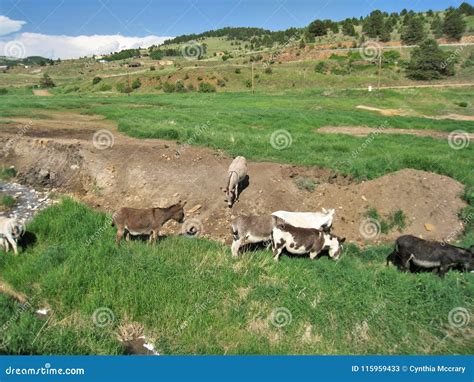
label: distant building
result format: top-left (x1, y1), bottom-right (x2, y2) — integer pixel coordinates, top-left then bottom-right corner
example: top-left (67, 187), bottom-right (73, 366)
top-left (0, 65), bottom-right (8, 71)
top-left (128, 62), bottom-right (141, 68)
top-left (98, 60), bottom-right (107, 63)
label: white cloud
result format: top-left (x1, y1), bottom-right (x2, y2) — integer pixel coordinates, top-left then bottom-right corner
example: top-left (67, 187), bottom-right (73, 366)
top-left (0, 32), bottom-right (172, 59)
top-left (0, 15), bottom-right (26, 36)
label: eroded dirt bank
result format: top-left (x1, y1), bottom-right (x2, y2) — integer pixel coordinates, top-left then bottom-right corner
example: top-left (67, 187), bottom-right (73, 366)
top-left (0, 112), bottom-right (467, 245)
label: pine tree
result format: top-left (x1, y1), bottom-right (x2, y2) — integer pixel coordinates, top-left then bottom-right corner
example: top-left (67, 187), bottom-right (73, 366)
top-left (380, 20), bottom-right (393, 42)
top-left (401, 16), bottom-right (426, 44)
top-left (431, 15), bottom-right (443, 38)
top-left (443, 7), bottom-right (466, 41)
top-left (342, 19), bottom-right (356, 36)
top-left (308, 19), bottom-right (327, 37)
top-left (363, 10), bottom-right (385, 38)
top-left (459, 2), bottom-right (474, 16)
top-left (406, 39), bottom-right (454, 80)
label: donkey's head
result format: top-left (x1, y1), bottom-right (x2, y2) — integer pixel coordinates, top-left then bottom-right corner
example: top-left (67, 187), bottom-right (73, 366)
top-left (170, 200), bottom-right (187, 223)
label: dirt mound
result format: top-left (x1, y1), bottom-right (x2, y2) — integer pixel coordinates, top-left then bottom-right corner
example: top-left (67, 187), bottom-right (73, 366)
top-left (317, 126), bottom-right (470, 139)
top-left (0, 112), bottom-right (467, 246)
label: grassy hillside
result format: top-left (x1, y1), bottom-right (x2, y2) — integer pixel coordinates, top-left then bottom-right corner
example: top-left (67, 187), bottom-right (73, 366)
top-left (0, 198), bottom-right (472, 355)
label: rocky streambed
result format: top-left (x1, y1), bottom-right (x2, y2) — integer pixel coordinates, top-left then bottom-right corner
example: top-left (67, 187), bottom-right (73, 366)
top-left (0, 181), bottom-right (54, 223)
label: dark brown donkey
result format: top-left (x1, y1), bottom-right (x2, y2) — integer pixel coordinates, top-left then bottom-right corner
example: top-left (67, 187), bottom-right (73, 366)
top-left (112, 201), bottom-right (186, 246)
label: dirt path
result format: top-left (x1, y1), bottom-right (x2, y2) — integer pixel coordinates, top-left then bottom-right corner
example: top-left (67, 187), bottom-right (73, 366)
top-left (0, 112), bottom-right (467, 245)
top-left (353, 83), bottom-right (474, 91)
top-left (317, 126), bottom-right (474, 139)
top-left (32, 89), bottom-right (53, 96)
top-left (356, 105), bottom-right (474, 121)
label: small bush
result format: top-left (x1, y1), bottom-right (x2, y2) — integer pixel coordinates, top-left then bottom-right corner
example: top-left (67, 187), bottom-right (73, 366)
top-left (150, 66), bottom-right (156, 71)
top-left (0, 88), bottom-right (8, 95)
top-left (264, 67), bottom-right (273, 74)
top-left (364, 207), bottom-right (406, 234)
top-left (92, 76), bottom-right (102, 85)
top-left (217, 79), bottom-right (226, 87)
top-left (198, 82), bottom-right (216, 93)
top-left (175, 80), bottom-right (186, 93)
top-left (234, 68), bottom-right (241, 74)
top-left (0, 167), bottom-right (16, 180)
top-left (245, 79), bottom-right (252, 88)
top-left (162, 82), bottom-right (176, 93)
top-left (314, 61), bottom-right (327, 73)
top-left (116, 83), bottom-right (132, 94)
top-left (39, 73), bottom-right (55, 88)
top-left (131, 78), bottom-right (141, 89)
top-left (98, 84), bottom-right (112, 92)
top-left (1, 195), bottom-right (15, 209)
top-left (294, 177), bottom-right (317, 192)
top-left (197, 76), bottom-right (203, 81)
top-left (455, 101), bottom-right (468, 108)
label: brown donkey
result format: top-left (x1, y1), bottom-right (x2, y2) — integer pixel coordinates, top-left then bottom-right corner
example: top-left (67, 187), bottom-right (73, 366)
top-left (112, 201), bottom-right (186, 246)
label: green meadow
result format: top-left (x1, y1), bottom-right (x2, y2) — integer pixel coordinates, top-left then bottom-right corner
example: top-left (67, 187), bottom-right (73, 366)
top-left (0, 86), bottom-right (473, 355)
top-left (0, 199), bottom-right (472, 355)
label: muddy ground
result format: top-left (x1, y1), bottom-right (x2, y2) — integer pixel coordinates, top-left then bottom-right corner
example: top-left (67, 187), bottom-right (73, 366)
top-left (0, 112), bottom-right (467, 246)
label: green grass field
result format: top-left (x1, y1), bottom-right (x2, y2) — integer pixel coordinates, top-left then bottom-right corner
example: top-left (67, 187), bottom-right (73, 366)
top-left (0, 86), bottom-right (473, 355)
top-left (0, 199), bottom-right (472, 355)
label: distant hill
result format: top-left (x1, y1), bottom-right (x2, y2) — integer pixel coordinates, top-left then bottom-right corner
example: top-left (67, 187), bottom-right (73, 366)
top-left (0, 56), bottom-right (53, 67)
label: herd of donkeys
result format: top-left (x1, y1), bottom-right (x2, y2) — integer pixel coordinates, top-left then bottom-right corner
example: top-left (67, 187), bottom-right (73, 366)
top-left (1, 156), bottom-right (473, 277)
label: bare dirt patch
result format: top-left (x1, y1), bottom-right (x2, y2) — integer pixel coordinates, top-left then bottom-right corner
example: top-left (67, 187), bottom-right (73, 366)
top-left (356, 105), bottom-right (474, 121)
top-left (317, 126), bottom-right (472, 139)
top-left (0, 112), bottom-right (467, 246)
top-left (32, 89), bottom-right (53, 97)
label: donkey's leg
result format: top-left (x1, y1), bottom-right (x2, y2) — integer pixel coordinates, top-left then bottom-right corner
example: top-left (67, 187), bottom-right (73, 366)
top-left (115, 227), bottom-right (125, 246)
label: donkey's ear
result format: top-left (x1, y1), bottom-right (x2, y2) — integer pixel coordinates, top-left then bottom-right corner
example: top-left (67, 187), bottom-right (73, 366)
top-left (182, 200), bottom-right (187, 206)
top-left (339, 237), bottom-right (346, 243)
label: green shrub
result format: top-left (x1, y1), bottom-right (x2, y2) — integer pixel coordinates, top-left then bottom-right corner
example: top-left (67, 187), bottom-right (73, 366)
top-left (234, 68), bottom-right (241, 74)
top-left (0, 88), bottom-right (8, 95)
top-left (98, 84), bottom-right (112, 92)
top-left (162, 82), bottom-right (176, 93)
top-left (0, 167), bottom-right (16, 180)
top-left (314, 61), bottom-right (327, 73)
top-left (264, 66), bottom-right (273, 74)
top-left (455, 101), bottom-right (468, 107)
top-left (364, 207), bottom-right (406, 234)
top-left (92, 76), bottom-right (102, 85)
top-left (294, 177), bottom-right (317, 192)
top-left (116, 83), bottom-right (132, 94)
top-left (131, 78), bottom-right (141, 89)
top-left (39, 73), bottom-right (55, 88)
top-left (198, 82), bottom-right (216, 93)
top-left (175, 80), bottom-right (187, 93)
top-left (1, 195), bottom-right (15, 209)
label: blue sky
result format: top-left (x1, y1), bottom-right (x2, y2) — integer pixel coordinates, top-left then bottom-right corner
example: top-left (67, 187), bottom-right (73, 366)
top-left (1, 0), bottom-right (463, 37)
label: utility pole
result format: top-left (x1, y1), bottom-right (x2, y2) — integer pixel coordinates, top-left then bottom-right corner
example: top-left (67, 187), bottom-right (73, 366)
top-left (377, 51), bottom-right (382, 91)
top-left (127, 65), bottom-right (131, 96)
top-left (251, 62), bottom-right (255, 94)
